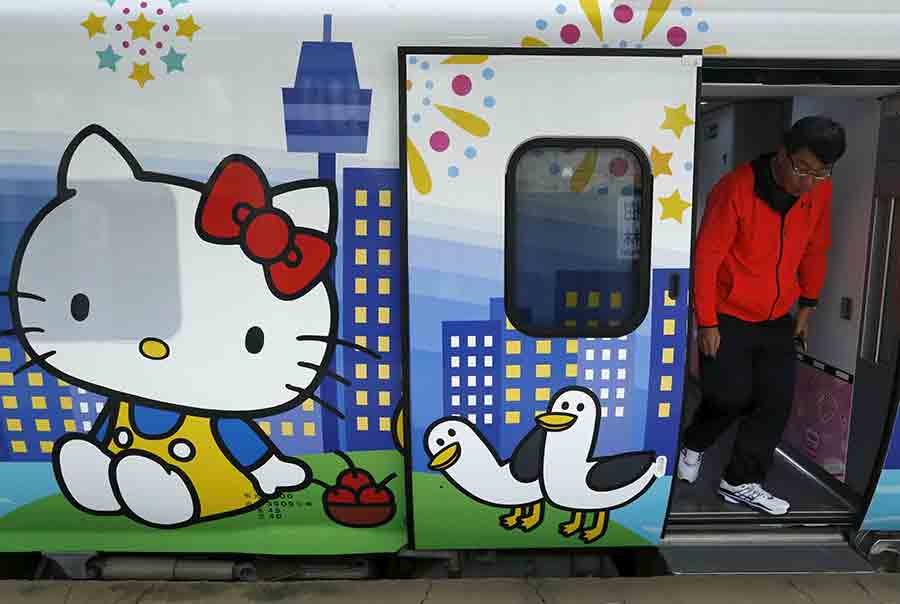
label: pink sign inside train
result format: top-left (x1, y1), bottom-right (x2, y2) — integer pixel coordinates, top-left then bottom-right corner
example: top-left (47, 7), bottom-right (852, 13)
top-left (781, 362), bottom-right (853, 482)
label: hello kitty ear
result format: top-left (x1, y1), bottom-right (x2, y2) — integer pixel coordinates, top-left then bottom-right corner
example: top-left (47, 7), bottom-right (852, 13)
top-left (60, 125), bottom-right (141, 190)
top-left (272, 180), bottom-right (338, 239)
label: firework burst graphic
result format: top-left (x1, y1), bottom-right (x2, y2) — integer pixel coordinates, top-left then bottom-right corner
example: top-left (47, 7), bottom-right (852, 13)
top-left (80, 0), bottom-right (201, 88)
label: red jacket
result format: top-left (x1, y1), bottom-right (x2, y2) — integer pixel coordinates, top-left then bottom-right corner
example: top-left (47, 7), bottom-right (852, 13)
top-left (692, 160), bottom-right (832, 327)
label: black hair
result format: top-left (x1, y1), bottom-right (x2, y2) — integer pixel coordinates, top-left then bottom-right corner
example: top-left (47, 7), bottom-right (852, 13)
top-left (784, 116), bottom-right (847, 166)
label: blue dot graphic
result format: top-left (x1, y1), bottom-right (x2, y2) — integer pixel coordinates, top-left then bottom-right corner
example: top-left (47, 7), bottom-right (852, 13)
top-left (622, 185), bottom-right (635, 196)
top-left (410, 57), bottom-right (418, 65)
top-left (484, 96), bottom-right (496, 108)
top-left (698, 21), bottom-right (709, 32)
top-left (448, 166), bottom-right (460, 177)
top-left (423, 97), bottom-right (431, 106)
top-left (465, 146), bottom-right (477, 159)
top-left (426, 80), bottom-right (434, 90)
top-left (536, 19), bottom-right (548, 30)
top-left (421, 61), bottom-right (430, 70)
top-left (681, 7), bottom-right (693, 16)
top-left (412, 113), bottom-right (421, 123)
top-left (556, 4), bottom-right (567, 15)
top-left (597, 185), bottom-right (609, 195)
top-left (602, 43), bottom-right (610, 48)
top-left (482, 67), bottom-right (495, 80)
top-left (550, 162), bottom-right (561, 175)
top-left (685, 161), bottom-right (694, 171)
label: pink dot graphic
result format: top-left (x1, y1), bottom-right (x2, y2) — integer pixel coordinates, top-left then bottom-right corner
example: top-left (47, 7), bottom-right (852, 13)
top-left (560, 24), bottom-right (581, 44)
top-left (141, 2), bottom-right (148, 8)
top-left (157, 9), bottom-right (164, 16)
top-left (163, 24), bottom-right (171, 32)
top-left (614, 5), bottom-right (634, 23)
top-left (667, 26), bottom-right (687, 46)
top-left (139, 48), bottom-right (147, 56)
top-left (123, 41), bottom-right (130, 48)
top-left (430, 131), bottom-right (450, 152)
top-left (610, 157), bottom-right (629, 177)
top-left (156, 42), bottom-right (163, 49)
top-left (123, 7), bottom-right (130, 14)
top-left (115, 24), bottom-right (123, 31)
top-left (452, 75), bottom-right (472, 96)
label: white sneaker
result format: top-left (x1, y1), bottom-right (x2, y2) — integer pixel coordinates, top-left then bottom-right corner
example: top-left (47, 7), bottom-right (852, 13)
top-left (677, 448), bottom-right (703, 483)
top-left (718, 480), bottom-right (790, 515)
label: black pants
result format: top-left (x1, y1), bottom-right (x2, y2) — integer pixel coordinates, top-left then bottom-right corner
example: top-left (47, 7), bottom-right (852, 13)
top-left (682, 313), bottom-right (796, 485)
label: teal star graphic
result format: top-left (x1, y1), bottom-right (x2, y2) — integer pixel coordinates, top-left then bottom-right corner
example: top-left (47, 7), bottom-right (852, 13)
top-left (105, 0), bottom-right (117, 6)
top-left (160, 46), bottom-right (187, 73)
top-left (96, 45), bottom-right (123, 71)
top-left (169, 0), bottom-right (190, 7)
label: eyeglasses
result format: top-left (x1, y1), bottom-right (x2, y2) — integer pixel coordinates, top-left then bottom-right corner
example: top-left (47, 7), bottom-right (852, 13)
top-left (788, 154), bottom-right (832, 181)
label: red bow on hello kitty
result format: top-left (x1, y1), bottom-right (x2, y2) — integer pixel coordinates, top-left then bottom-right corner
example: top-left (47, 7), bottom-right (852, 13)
top-left (196, 158), bottom-right (335, 300)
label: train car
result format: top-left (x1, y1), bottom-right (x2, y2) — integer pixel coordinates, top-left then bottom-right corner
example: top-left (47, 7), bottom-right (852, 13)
top-left (1, 0), bottom-right (900, 575)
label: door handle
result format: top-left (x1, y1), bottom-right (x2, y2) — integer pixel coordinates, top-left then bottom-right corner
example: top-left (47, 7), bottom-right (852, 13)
top-left (668, 273), bottom-right (680, 301)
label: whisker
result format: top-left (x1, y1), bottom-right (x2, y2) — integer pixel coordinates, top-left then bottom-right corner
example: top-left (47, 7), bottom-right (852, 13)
top-left (0, 327), bottom-right (45, 338)
top-left (296, 335), bottom-right (382, 359)
top-left (285, 384), bottom-right (346, 419)
top-left (296, 361), bottom-right (351, 386)
top-left (14, 350), bottom-right (56, 375)
top-left (0, 291), bottom-right (46, 302)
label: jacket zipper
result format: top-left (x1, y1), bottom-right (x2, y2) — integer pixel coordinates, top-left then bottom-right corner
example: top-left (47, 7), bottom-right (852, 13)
top-left (767, 214), bottom-right (786, 320)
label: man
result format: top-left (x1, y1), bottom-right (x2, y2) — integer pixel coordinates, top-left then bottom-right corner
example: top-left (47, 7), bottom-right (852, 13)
top-left (677, 115), bottom-right (846, 515)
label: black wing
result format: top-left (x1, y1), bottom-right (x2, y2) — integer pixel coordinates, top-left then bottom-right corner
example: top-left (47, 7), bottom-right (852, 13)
top-left (585, 451), bottom-right (656, 492)
top-left (508, 426), bottom-right (546, 483)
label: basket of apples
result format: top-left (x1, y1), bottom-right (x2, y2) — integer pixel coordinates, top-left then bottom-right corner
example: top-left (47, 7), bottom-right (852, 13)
top-left (322, 451), bottom-right (398, 528)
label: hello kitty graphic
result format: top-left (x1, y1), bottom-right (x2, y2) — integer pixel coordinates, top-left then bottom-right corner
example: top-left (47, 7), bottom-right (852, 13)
top-left (7, 124), bottom-right (354, 529)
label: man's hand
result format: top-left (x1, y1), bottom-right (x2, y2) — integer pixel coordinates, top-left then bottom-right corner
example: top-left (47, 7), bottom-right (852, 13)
top-left (794, 307), bottom-right (812, 340)
top-left (698, 326), bottom-right (721, 358)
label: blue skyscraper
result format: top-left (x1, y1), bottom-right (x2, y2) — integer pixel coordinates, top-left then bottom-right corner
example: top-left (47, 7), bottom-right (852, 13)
top-left (577, 335), bottom-right (636, 456)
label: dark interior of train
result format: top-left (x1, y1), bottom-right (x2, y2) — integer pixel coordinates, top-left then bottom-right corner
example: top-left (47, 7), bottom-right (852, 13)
top-left (667, 62), bottom-right (900, 530)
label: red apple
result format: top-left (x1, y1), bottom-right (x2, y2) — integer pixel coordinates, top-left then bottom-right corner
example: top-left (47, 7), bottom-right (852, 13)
top-left (358, 485), bottom-right (394, 506)
top-left (337, 469), bottom-right (374, 492)
top-left (325, 486), bottom-right (357, 505)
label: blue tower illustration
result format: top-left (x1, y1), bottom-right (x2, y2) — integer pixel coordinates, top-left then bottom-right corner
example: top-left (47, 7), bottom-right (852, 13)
top-left (280, 15), bottom-right (374, 453)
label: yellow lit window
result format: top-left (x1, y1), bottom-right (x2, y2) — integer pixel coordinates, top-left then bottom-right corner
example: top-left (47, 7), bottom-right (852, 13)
top-left (663, 319), bottom-right (676, 336)
top-left (355, 189), bottom-right (368, 206)
top-left (355, 335), bottom-right (368, 349)
top-left (588, 292), bottom-right (601, 308)
top-left (0, 373), bottom-right (13, 386)
top-left (505, 411), bottom-right (521, 425)
top-left (378, 249), bottom-right (391, 266)
top-left (304, 422), bottom-right (316, 437)
top-left (378, 278), bottom-right (391, 295)
top-left (357, 417), bottom-right (369, 431)
top-left (506, 388), bottom-right (520, 402)
top-left (535, 364), bottom-right (551, 378)
top-left (281, 421), bottom-right (294, 437)
top-left (302, 399), bottom-right (315, 412)
top-left (40, 441), bottom-right (53, 453)
top-left (506, 365), bottom-right (521, 379)
top-left (356, 391), bottom-right (368, 406)
top-left (662, 348), bottom-right (675, 364)
top-left (2, 396), bottom-right (15, 409)
top-left (64, 419), bottom-right (76, 432)
top-left (565, 320), bottom-right (577, 328)
top-left (565, 291), bottom-right (578, 308)
top-left (31, 396), bottom-right (46, 409)
top-left (586, 320), bottom-right (598, 328)
top-left (355, 307), bottom-right (367, 324)
top-left (356, 364), bottom-right (368, 380)
top-left (660, 376), bottom-right (673, 392)
top-left (0, 348), bottom-right (9, 362)
top-left (60, 396), bottom-right (73, 410)
top-left (259, 421), bottom-right (271, 435)
top-left (536, 387), bottom-right (550, 401)
top-left (664, 290), bottom-right (676, 306)
top-left (566, 340), bottom-right (579, 354)
top-left (28, 373), bottom-right (42, 387)
top-left (379, 219), bottom-right (391, 237)
top-left (609, 319), bottom-right (621, 327)
top-left (506, 340), bottom-right (521, 355)
top-left (378, 364), bottom-right (390, 380)
top-left (35, 419), bottom-right (50, 432)
top-left (378, 307), bottom-right (390, 324)
top-left (11, 441), bottom-right (26, 454)
top-left (536, 340), bottom-right (551, 354)
top-left (610, 292), bottom-right (623, 310)
top-left (565, 364), bottom-right (577, 378)
top-left (379, 189), bottom-right (392, 207)
top-left (379, 391), bottom-right (391, 406)
top-left (379, 417), bottom-right (391, 432)
top-left (658, 403), bottom-right (671, 418)
top-left (6, 419), bottom-right (21, 432)
top-left (355, 277), bottom-right (367, 294)
top-left (355, 248), bottom-right (368, 265)
top-left (378, 336), bottom-right (390, 353)
top-left (355, 219), bottom-right (368, 237)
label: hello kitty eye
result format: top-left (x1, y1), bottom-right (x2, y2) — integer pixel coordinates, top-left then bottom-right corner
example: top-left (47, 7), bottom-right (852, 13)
top-left (245, 326), bottom-right (264, 354)
top-left (70, 293), bottom-right (89, 322)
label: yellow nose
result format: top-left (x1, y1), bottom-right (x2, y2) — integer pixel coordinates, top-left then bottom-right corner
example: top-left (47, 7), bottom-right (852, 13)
top-left (140, 338), bottom-right (170, 360)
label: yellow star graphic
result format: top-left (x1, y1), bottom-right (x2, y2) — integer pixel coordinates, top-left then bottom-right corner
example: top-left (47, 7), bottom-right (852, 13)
top-left (129, 63), bottom-right (155, 88)
top-left (650, 146), bottom-right (673, 177)
top-left (660, 104), bottom-right (695, 139)
top-left (81, 12), bottom-right (106, 39)
top-left (176, 15), bottom-right (202, 41)
top-left (128, 13), bottom-right (156, 41)
top-left (658, 189), bottom-right (691, 223)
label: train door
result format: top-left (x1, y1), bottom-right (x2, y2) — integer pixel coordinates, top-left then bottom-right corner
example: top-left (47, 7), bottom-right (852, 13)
top-left (400, 48), bottom-right (700, 549)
